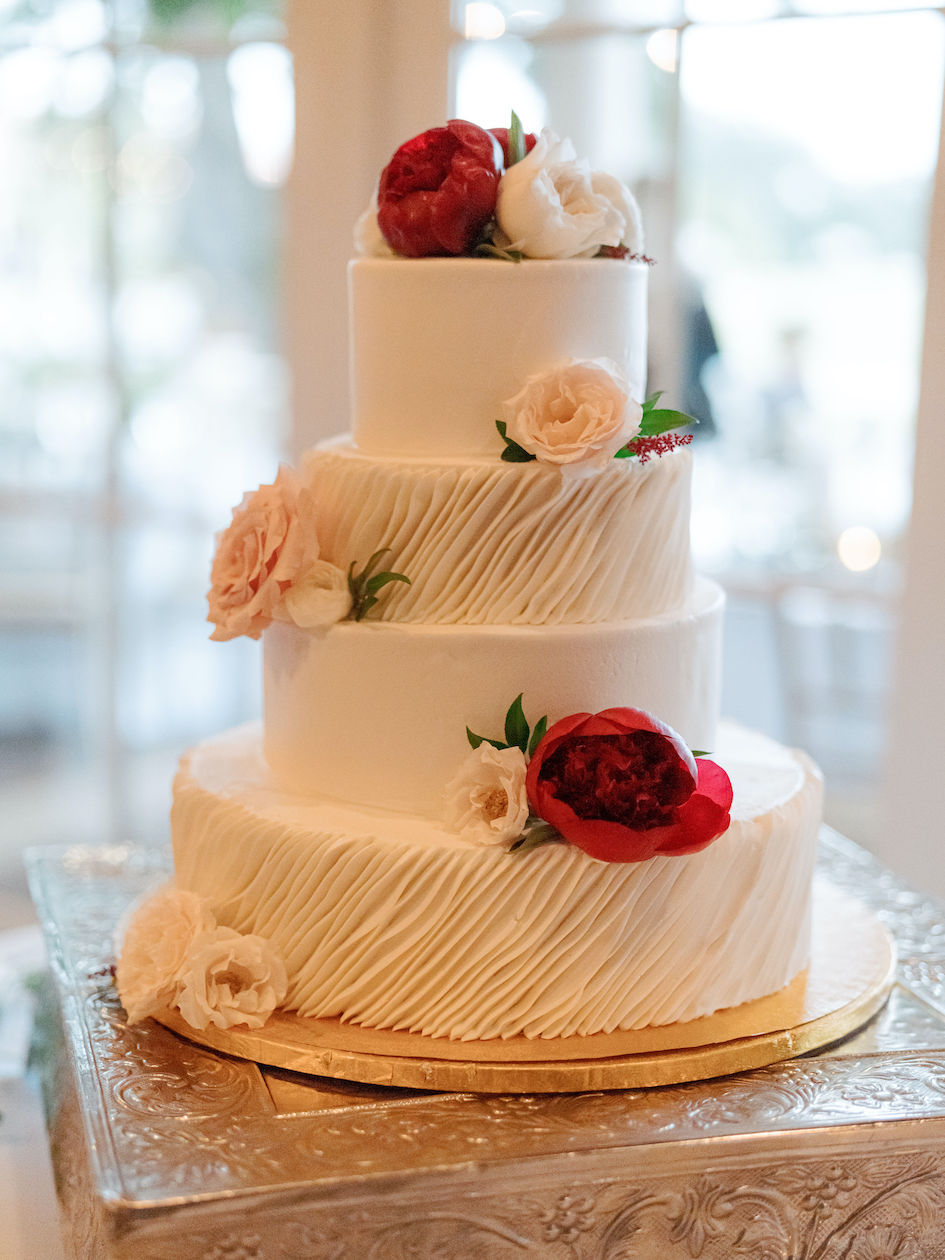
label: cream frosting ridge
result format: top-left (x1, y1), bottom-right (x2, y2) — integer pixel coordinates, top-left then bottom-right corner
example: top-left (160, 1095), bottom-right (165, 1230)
top-left (303, 441), bottom-right (693, 625)
top-left (172, 722), bottom-right (822, 1041)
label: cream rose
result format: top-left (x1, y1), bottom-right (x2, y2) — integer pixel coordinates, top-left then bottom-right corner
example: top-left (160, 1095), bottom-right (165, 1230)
top-left (207, 467), bottom-right (318, 642)
top-left (502, 358), bottom-right (642, 470)
top-left (444, 744), bottom-right (530, 846)
top-left (282, 559), bottom-right (352, 627)
top-left (115, 885), bottom-right (216, 1025)
top-left (494, 129), bottom-right (643, 259)
top-left (175, 927), bottom-right (288, 1032)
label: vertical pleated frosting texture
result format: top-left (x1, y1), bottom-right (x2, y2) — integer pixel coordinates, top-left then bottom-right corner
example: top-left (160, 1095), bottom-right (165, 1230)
top-left (172, 724), bottom-right (822, 1041)
top-left (302, 442), bottom-right (693, 624)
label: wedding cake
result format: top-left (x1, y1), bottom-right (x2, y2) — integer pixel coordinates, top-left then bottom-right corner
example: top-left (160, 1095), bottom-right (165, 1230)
top-left (116, 119), bottom-right (822, 1044)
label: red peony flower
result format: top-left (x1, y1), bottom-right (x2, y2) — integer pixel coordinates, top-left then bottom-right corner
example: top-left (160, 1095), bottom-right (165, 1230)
top-left (377, 120), bottom-right (504, 258)
top-left (489, 125), bottom-right (537, 167)
top-left (525, 708), bottom-right (733, 863)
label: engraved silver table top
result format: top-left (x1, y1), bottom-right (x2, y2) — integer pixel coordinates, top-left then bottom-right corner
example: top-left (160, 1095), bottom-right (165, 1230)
top-left (27, 829), bottom-right (945, 1260)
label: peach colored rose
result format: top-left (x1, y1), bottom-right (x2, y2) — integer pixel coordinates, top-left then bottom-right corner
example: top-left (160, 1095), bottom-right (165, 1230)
top-left (444, 744), bottom-right (530, 845)
top-left (502, 358), bottom-right (642, 471)
top-left (207, 466), bottom-right (317, 642)
top-left (115, 884), bottom-right (216, 1024)
top-left (175, 927), bottom-right (288, 1031)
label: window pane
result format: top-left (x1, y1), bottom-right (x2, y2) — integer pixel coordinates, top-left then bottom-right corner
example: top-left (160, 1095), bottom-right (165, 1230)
top-left (1, 6), bottom-right (290, 926)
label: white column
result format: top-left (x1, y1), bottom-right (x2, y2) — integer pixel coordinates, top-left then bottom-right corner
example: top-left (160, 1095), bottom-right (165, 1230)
top-left (882, 79), bottom-right (945, 893)
top-left (285, 0), bottom-right (453, 454)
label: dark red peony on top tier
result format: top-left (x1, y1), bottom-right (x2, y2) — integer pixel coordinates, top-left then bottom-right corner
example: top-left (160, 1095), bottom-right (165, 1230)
top-left (525, 708), bottom-right (733, 863)
top-left (377, 120), bottom-right (504, 258)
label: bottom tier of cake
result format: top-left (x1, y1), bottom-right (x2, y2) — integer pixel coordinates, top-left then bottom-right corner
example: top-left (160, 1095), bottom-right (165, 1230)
top-left (171, 722), bottom-right (822, 1042)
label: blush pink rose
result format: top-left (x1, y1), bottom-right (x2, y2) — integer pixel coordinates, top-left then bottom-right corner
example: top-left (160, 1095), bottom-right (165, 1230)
top-left (207, 466), bottom-right (316, 642)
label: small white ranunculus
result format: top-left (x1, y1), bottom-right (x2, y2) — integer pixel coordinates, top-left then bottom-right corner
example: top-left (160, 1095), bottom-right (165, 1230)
top-left (283, 559), bottom-right (352, 627)
top-left (495, 129), bottom-right (643, 260)
top-left (115, 885), bottom-right (217, 1025)
top-left (175, 927), bottom-right (289, 1032)
top-left (503, 357), bottom-right (643, 471)
top-left (444, 744), bottom-right (530, 846)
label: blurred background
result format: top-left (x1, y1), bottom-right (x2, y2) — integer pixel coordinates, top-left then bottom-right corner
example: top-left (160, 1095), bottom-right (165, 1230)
top-left (2, 0), bottom-right (943, 928)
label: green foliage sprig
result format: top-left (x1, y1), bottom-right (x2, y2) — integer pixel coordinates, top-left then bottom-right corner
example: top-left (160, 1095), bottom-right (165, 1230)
top-left (507, 110), bottom-right (528, 166)
top-left (495, 420), bottom-right (536, 463)
top-left (474, 242), bottom-right (525, 263)
top-left (615, 392), bottom-right (698, 458)
top-left (466, 693), bottom-right (548, 757)
top-left (346, 548), bottom-right (410, 622)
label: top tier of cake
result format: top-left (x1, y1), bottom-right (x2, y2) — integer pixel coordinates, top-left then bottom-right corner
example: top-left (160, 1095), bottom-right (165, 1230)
top-left (349, 257), bottom-right (648, 459)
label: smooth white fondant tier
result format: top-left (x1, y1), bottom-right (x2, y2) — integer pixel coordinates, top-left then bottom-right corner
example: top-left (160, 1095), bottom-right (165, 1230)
top-left (349, 258), bottom-right (648, 458)
top-left (303, 441), bottom-right (692, 624)
top-left (172, 722), bottom-right (822, 1040)
top-left (263, 576), bottom-right (724, 817)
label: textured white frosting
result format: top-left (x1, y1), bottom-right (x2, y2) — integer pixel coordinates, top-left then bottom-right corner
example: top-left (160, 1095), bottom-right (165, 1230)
top-left (263, 576), bottom-right (724, 816)
top-left (303, 441), bottom-right (692, 624)
top-left (349, 258), bottom-right (648, 457)
top-left (172, 722), bottom-right (822, 1041)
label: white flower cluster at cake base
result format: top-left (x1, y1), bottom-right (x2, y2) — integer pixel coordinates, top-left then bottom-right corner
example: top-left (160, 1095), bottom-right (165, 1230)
top-left (115, 884), bottom-right (288, 1031)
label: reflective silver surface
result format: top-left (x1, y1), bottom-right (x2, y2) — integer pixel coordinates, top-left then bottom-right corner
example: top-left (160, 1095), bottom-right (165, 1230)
top-left (27, 829), bottom-right (945, 1259)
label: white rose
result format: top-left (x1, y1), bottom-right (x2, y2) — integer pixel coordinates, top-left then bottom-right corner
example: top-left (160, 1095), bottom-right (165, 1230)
top-left (503, 357), bottom-right (643, 471)
top-left (495, 129), bottom-right (643, 259)
top-left (175, 927), bottom-right (288, 1031)
top-left (282, 559), bottom-right (352, 627)
top-left (444, 744), bottom-right (530, 846)
top-left (115, 885), bottom-right (216, 1025)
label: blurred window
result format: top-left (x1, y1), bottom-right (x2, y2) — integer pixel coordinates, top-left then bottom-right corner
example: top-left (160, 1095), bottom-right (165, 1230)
top-left (0, 0), bottom-right (289, 848)
top-left (454, 5), bottom-right (944, 820)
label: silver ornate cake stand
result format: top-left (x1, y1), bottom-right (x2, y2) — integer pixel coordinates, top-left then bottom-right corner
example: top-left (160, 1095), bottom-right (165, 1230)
top-left (26, 829), bottom-right (945, 1260)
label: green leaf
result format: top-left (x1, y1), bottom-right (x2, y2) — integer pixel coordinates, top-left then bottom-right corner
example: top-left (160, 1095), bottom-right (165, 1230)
top-left (690, 749), bottom-right (709, 758)
top-left (504, 693), bottom-right (529, 753)
top-left (508, 110), bottom-right (527, 165)
top-left (346, 546), bottom-right (411, 621)
top-left (473, 242), bottom-right (525, 263)
top-left (466, 726), bottom-right (508, 752)
top-left (364, 571), bottom-right (411, 596)
top-left (527, 715), bottom-right (548, 756)
top-left (509, 820), bottom-right (563, 854)
top-left (638, 408), bottom-right (697, 438)
top-left (362, 548), bottom-right (391, 577)
top-left (641, 390), bottom-right (664, 414)
top-left (613, 446), bottom-right (633, 459)
top-left (495, 419), bottom-right (536, 463)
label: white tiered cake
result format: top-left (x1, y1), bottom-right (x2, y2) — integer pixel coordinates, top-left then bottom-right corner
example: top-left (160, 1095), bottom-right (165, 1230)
top-left (119, 120), bottom-right (822, 1045)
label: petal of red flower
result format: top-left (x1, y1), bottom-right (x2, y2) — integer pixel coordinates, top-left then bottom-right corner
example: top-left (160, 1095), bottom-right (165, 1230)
top-left (525, 706), bottom-right (733, 864)
top-left (377, 120), bottom-right (502, 257)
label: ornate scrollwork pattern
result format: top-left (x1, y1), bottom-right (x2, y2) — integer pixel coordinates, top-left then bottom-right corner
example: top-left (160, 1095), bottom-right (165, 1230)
top-left (25, 835), bottom-right (945, 1257)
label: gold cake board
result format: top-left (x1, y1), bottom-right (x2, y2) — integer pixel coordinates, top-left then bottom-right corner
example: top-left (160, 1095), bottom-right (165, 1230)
top-left (155, 879), bottom-right (895, 1092)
